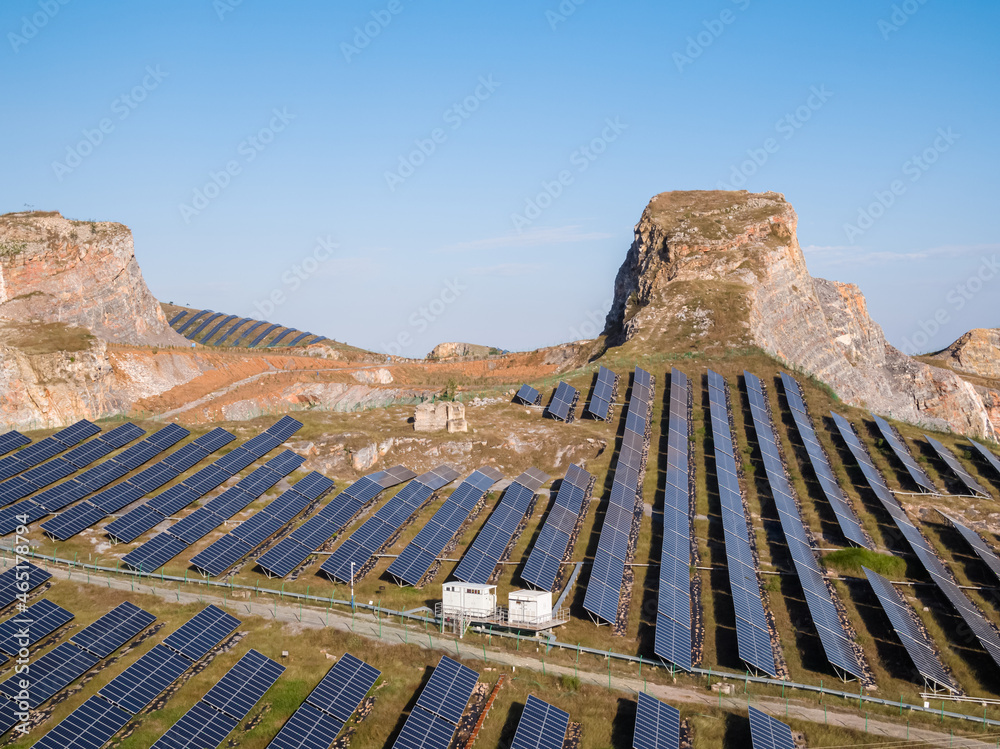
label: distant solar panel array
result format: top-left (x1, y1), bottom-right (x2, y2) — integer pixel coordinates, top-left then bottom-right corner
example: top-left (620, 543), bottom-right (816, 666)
top-left (585, 366), bottom-right (620, 422)
top-left (654, 368), bottom-right (694, 671)
top-left (583, 367), bottom-right (654, 626)
top-left (151, 648), bottom-right (285, 749)
top-left (388, 467), bottom-right (504, 586)
top-left (169, 308), bottom-right (326, 349)
top-left (833, 412), bottom-right (1000, 671)
top-left (33, 605), bottom-right (240, 749)
top-left (633, 692), bottom-right (680, 749)
top-left (42, 427), bottom-right (232, 541)
top-left (268, 653), bottom-right (380, 749)
top-left (707, 370), bottom-right (778, 677)
top-left (191, 472), bottom-right (335, 577)
top-left (0, 423), bottom-right (187, 535)
top-left (779, 373), bottom-right (871, 549)
top-left (546, 381), bottom-right (579, 422)
top-left (121, 450), bottom-right (305, 572)
top-left (863, 567), bottom-right (958, 693)
top-left (107, 416), bottom-right (302, 544)
top-left (925, 435), bottom-right (989, 496)
top-left (871, 414), bottom-right (937, 493)
top-left (514, 385), bottom-right (542, 406)
top-left (511, 695), bottom-right (569, 749)
top-left (452, 468), bottom-right (550, 585)
top-left (320, 466), bottom-right (460, 583)
top-left (256, 465), bottom-right (416, 578)
top-left (390, 656), bottom-right (479, 749)
top-left (521, 464), bottom-right (593, 592)
top-left (744, 372), bottom-right (864, 681)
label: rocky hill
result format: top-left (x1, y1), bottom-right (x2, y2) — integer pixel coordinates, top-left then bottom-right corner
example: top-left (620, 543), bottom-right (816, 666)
top-left (603, 190), bottom-right (999, 439)
top-left (933, 328), bottom-right (1000, 381)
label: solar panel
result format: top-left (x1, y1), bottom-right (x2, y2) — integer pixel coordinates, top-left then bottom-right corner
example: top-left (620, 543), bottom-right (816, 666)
top-left (204, 649), bottom-right (285, 720)
top-left (250, 323), bottom-right (283, 347)
top-left (546, 381), bottom-right (578, 422)
top-left (99, 644), bottom-right (191, 713)
top-left (0, 598), bottom-right (73, 655)
top-left (176, 309), bottom-right (212, 335)
top-left (971, 440), bottom-right (1000, 479)
top-left (871, 413), bottom-right (937, 493)
top-left (150, 699), bottom-right (238, 749)
top-left (267, 415), bottom-right (304, 442)
top-left (744, 372), bottom-right (864, 681)
top-left (415, 655), bottom-right (479, 725)
top-left (267, 702), bottom-right (345, 749)
top-left (391, 703), bottom-right (459, 749)
top-left (308, 652), bottom-right (381, 720)
top-left (185, 311), bottom-right (224, 340)
top-left (72, 601), bottom-right (156, 658)
top-left (453, 469), bottom-right (549, 584)
top-left (0, 699), bottom-right (18, 736)
top-left (511, 695), bottom-right (569, 749)
top-left (214, 317), bottom-right (254, 346)
top-left (0, 431), bottom-right (29, 457)
top-left (0, 561), bottom-right (51, 607)
top-left (521, 464), bottom-right (592, 591)
top-left (0, 641), bottom-right (99, 706)
top-left (942, 513), bottom-right (1000, 586)
top-left (586, 366), bottom-right (618, 421)
top-left (268, 328), bottom-right (297, 347)
top-left (702, 370), bottom-right (777, 677)
top-left (633, 692), bottom-right (680, 749)
top-left (747, 706), bottom-right (794, 749)
top-left (925, 435), bottom-right (989, 496)
top-left (233, 320), bottom-right (267, 346)
top-left (256, 537), bottom-right (313, 578)
top-left (202, 314), bottom-right (238, 343)
top-left (163, 605), bottom-right (241, 661)
top-left (121, 532), bottom-right (189, 572)
top-left (863, 567), bottom-right (958, 692)
top-left (169, 310), bottom-right (188, 326)
top-left (52, 420), bottom-right (102, 447)
top-left (31, 696), bottom-right (131, 749)
top-left (514, 384), bottom-right (542, 406)
top-left (287, 331), bottom-right (315, 347)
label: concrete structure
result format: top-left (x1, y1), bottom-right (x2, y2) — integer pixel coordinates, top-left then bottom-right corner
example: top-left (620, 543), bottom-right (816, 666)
top-left (414, 401), bottom-right (468, 433)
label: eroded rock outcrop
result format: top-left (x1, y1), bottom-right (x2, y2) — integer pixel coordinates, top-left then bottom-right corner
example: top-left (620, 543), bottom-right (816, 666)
top-left (933, 329), bottom-right (1000, 381)
top-left (603, 190), bottom-right (999, 439)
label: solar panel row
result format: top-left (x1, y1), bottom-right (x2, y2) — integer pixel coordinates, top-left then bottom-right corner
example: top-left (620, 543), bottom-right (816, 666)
top-left (779, 373), bottom-right (871, 549)
top-left (632, 692), bottom-right (681, 749)
top-left (706, 370), bottom-right (778, 677)
top-left (452, 468), bottom-right (550, 585)
top-left (546, 381), bottom-right (579, 422)
top-left (250, 323), bottom-right (283, 347)
top-left (42, 427), bottom-right (232, 541)
top-left (747, 706), bottom-right (794, 749)
top-left (924, 435), bottom-right (989, 496)
top-left (0, 431), bottom-right (29, 458)
top-left (388, 467), bottom-right (504, 586)
top-left (870, 414), bottom-right (937, 493)
top-left (107, 417), bottom-right (302, 544)
top-left (190, 472), bottom-right (335, 576)
top-left (256, 466), bottom-right (416, 578)
top-left (583, 367), bottom-right (654, 626)
top-left (186, 311), bottom-right (224, 340)
top-left (654, 368), bottom-right (694, 671)
top-left (744, 371), bottom-right (864, 681)
top-left (214, 317), bottom-right (254, 345)
top-left (521, 464), bottom-right (594, 591)
top-left (971, 441), bottom-right (1000, 480)
top-left (514, 384), bottom-right (542, 406)
top-left (202, 314), bottom-right (238, 343)
top-left (176, 309), bottom-right (212, 335)
top-left (391, 656), bottom-right (479, 749)
top-left (511, 695), bottom-right (569, 749)
top-left (585, 366), bottom-right (619, 422)
top-left (0, 561), bottom-right (51, 608)
top-left (268, 652), bottom-right (381, 749)
top-left (832, 412), bottom-right (1000, 672)
top-left (941, 513), bottom-right (1000, 586)
top-left (121, 450), bottom-right (305, 572)
top-left (0, 598), bottom-right (73, 656)
top-left (320, 466), bottom-right (460, 583)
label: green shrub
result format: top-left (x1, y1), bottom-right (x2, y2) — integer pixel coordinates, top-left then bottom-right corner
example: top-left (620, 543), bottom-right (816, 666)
top-left (824, 547), bottom-right (905, 577)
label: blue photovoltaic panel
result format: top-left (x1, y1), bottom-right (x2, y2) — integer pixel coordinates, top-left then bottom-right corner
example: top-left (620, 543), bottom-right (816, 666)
top-left (52, 420), bottom-right (102, 447)
top-left (267, 702), bottom-right (345, 749)
top-left (233, 320), bottom-right (267, 346)
top-left (748, 707), bottom-right (794, 749)
top-left (943, 513), bottom-right (1000, 586)
top-left (863, 567), bottom-right (957, 692)
top-left (633, 692), bottom-right (680, 749)
top-left (72, 601), bottom-right (156, 658)
top-left (99, 644), bottom-right (191, 713)
top-left (586, 366), bottom-right (618, 421)
top-left (307, 653), bottom-right (381, 720)
top-left (186, 312), bottom-right (224, 340)
top-left (704, 371), bottom-right (777, 677)
top-left (268, 328), bottom-right (297, 347)
top-left (214, 317), bottom-right (254, 346)
top-left (266, 415), bottom-right (304, 442)
top-left (42, 500), bottom-right (109, 540)
top-left (203, 649), bottom-right (285, 720)
top-left (515, 384), bottom-right (541, 406)
top-left (122, 533), bottom-right (190, 571)
top-left (106, 503), bottom-right (174, 543)
top-left (176, 309), bottom-right (212, 335)
top-left (202, 314), bottom-right (238, 343)
top-left (0, 431), bottom-right (29, 457)
top-left (521, 464), bottom-right (592, 591)
top-left (0, 561), bottom-right (51, 607)
top-left (654, 368), bottom-right (693, 671)
top-left (971, 441), bottom-right (1000, 479)
top-left (391, 703), bottom-right (457, 749)
top-left (0, 641), bottom-right (99, 707)
top-left (871, 413), bottom-right (937, 493)
top-left (833, 411), bottom-right (1000, 671)
top-left (308, 336), bottom-right (326, 345)
top-left (250, 323), bottom-right (282, 347)
top-left (0, 699), bottom-right (18, 736)
top-left (453, 468), bottom-right (549, 585)
top-left (31, 696), bottom-right (132, 749)
top-left (546, 381), bottom-right (578, 422)
top-left (169, 310), bottom-right (188, 326)
top-left (287, 331), bottom-right (314, 347)
top-left (0, 598), bottom-right (73, 655)
top-left (510, 695), bottom-right (569, 749)
top-left (925, 435), bottom-right (989, 496)
top-left (162, 605), bottom-right (241, 661)
top-left (150, 699), bottom-right (238, 749)
top-left (744, 372), bottom-right (864, 680)
top-left (414, 656), bottom-right (479, 725)
top-left (190, 535), bottom-right (254, 577)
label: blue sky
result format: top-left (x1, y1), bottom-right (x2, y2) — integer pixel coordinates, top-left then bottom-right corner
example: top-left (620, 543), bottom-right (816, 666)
top-left (2, 0), bottom-right (997, 357)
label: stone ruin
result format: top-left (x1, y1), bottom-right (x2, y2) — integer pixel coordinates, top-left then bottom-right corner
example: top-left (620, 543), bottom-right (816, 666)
top-left (414, 401), bottom-right (467, 433)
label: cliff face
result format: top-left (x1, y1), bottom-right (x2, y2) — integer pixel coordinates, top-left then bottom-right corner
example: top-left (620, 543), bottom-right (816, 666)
top-left (933, 329), bottom-right (1000, 381)
top-left (0, 212), bottom-right (185, 346)
top-left (604, 190), bottom-right (999, 439)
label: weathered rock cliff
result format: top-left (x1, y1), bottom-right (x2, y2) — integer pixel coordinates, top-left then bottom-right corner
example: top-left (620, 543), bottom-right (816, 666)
top-left (603, 190), bottom-right (999, 439)
top-left (933, 329), bottom-right (1000, 381)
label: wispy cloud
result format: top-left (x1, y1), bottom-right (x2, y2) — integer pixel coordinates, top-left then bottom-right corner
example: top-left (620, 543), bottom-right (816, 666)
top-left (466, 262), bottom-right (545, 277)
top-left (803, 243), bottom-right (999, 266)
top-left (438, 224), bottom-right (613, 253)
